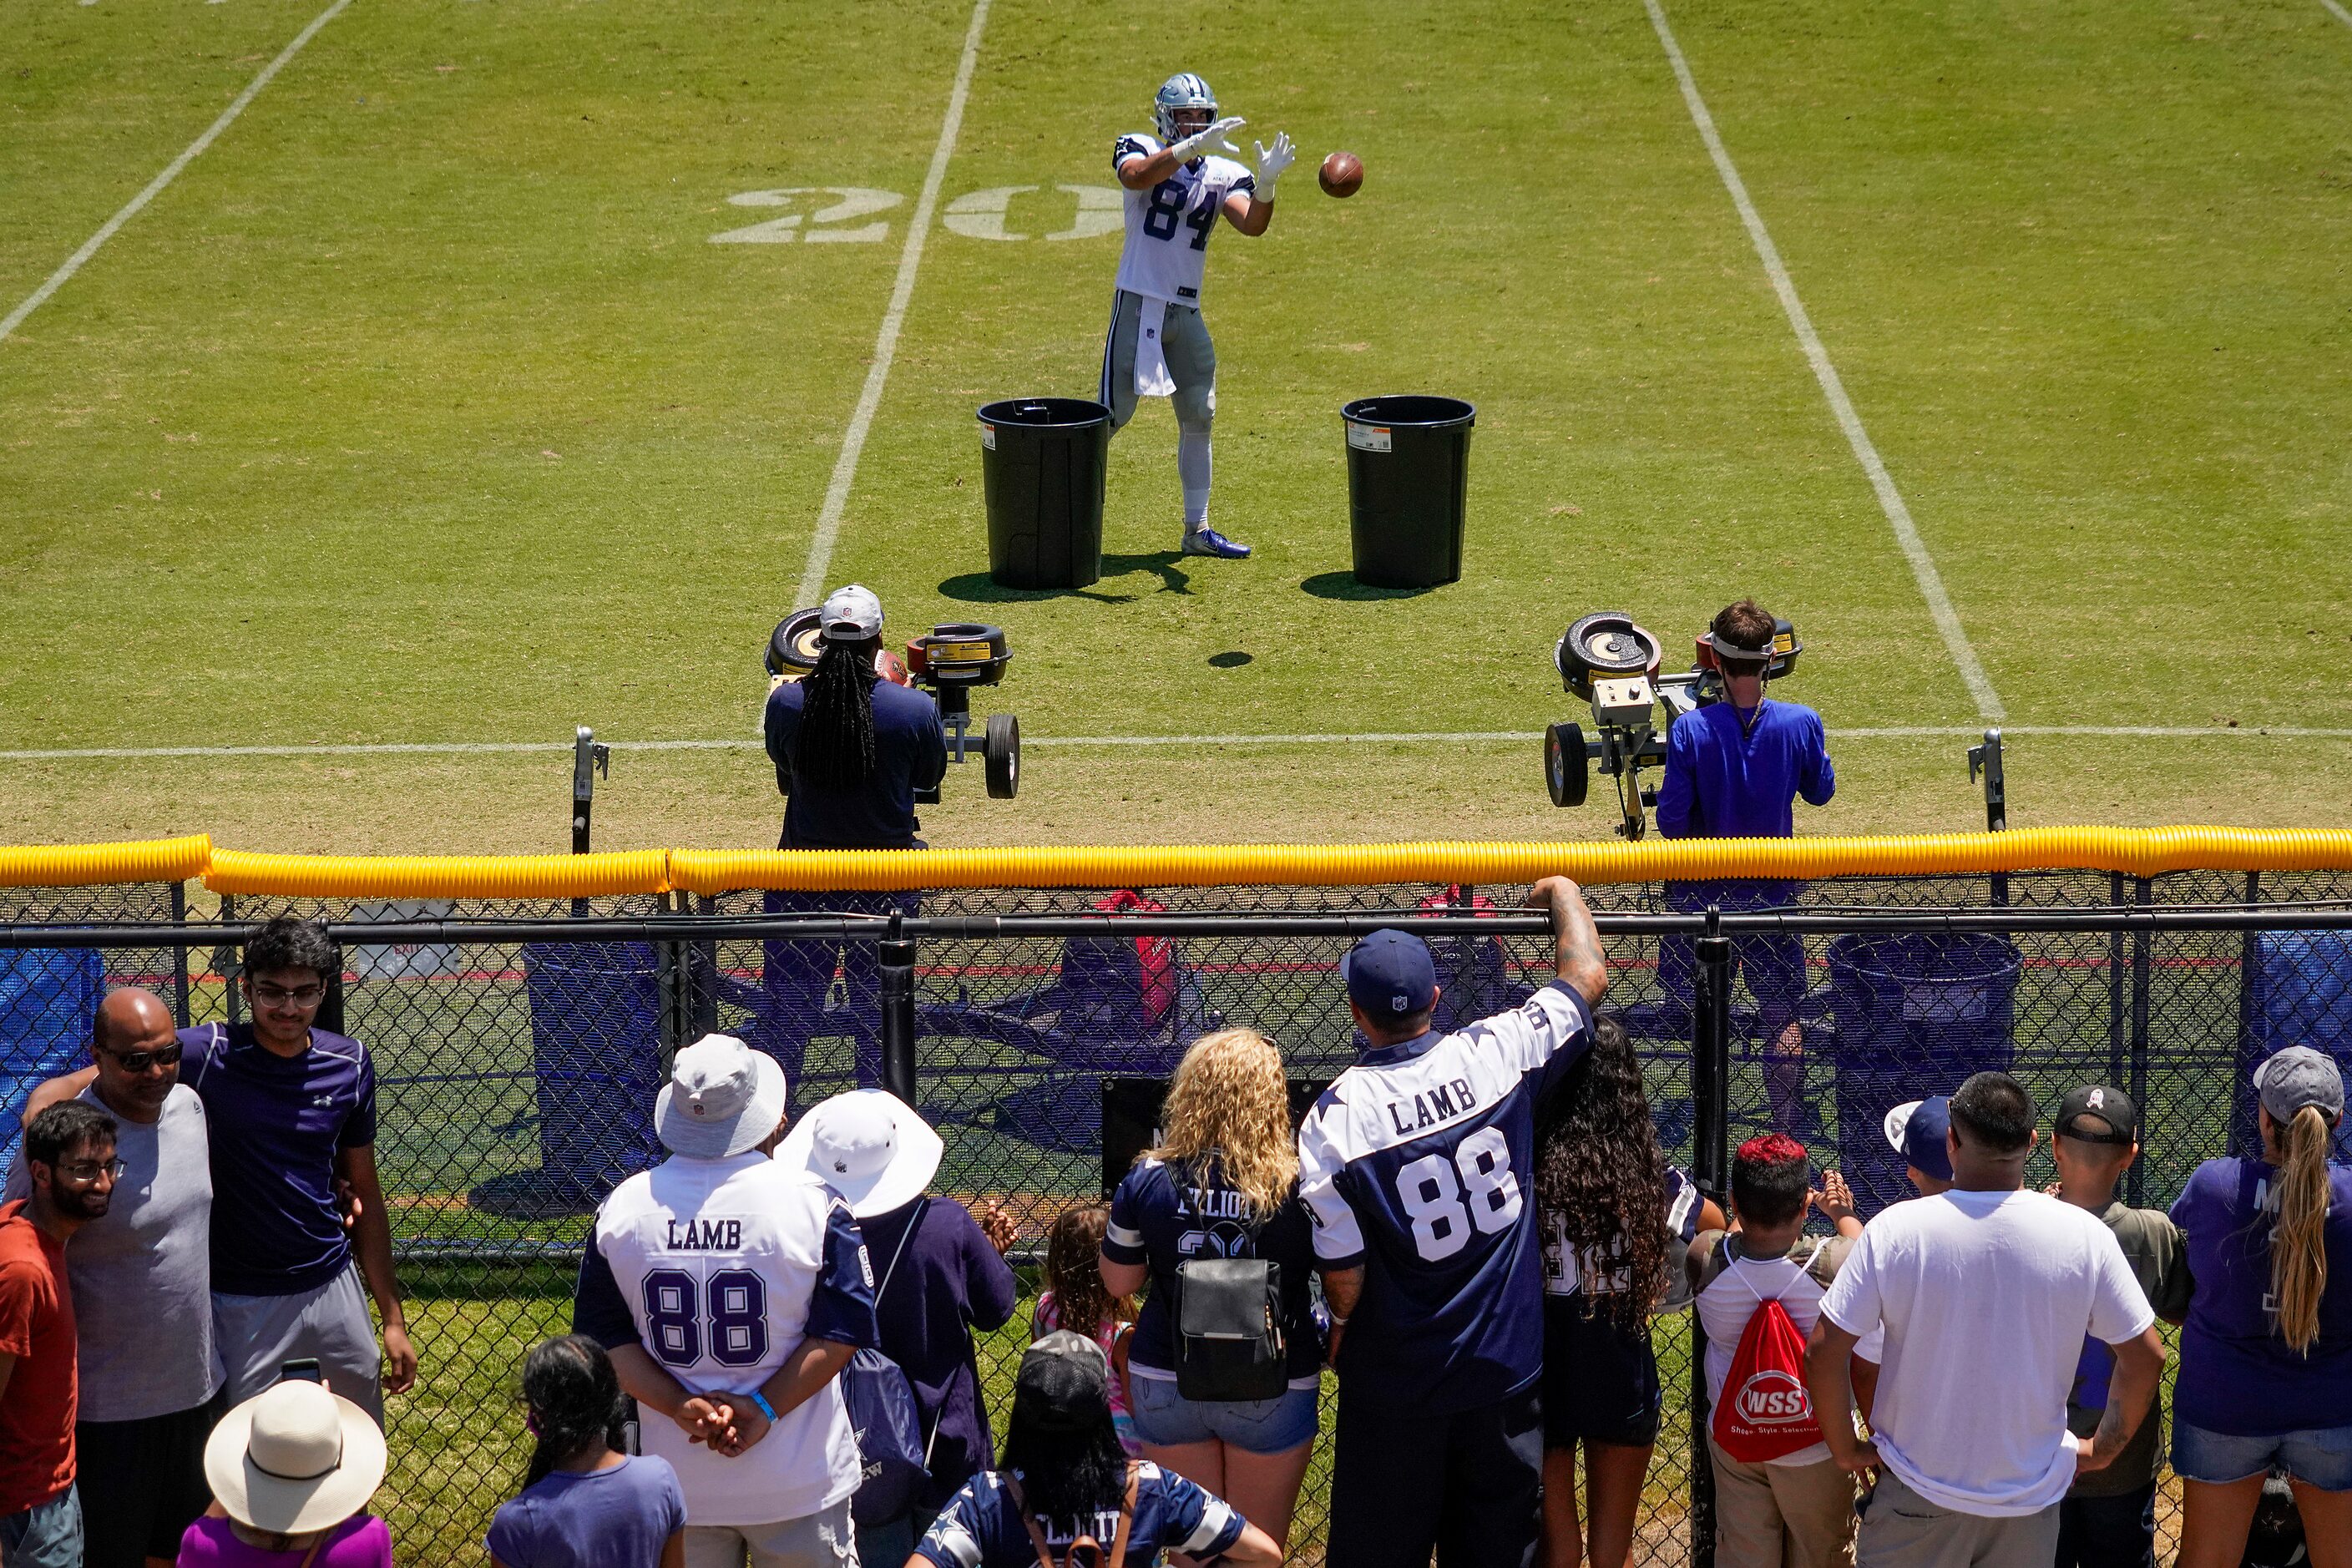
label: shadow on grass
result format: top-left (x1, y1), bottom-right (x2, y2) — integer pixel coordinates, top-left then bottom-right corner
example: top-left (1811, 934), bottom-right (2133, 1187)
top-left (939, 552), bottom-right (1192, 604)
top-left (1299, 570), bottom-right (1443, 600)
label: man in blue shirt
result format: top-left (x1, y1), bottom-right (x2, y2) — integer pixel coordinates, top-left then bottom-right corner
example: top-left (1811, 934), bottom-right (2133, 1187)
top-left (1656, 598), bottom-right (1835, 1138)
top-left (760, 584), bottom-right (950, 1094)
top-left (1297, 876), bottom-right (1611, 1568)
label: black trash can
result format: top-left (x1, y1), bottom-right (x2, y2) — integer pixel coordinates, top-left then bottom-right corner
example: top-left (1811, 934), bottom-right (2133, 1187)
top-left (1340, 395), bottom-right (1475, 588)
top-left (979, 398), bottom-right (1110, 589)
top-left (1828, 932), bottom-right (2022, 1215)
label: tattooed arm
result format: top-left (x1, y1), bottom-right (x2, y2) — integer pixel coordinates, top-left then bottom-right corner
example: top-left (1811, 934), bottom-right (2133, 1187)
top-left (1529, 875), bottom-right (1608, 1006)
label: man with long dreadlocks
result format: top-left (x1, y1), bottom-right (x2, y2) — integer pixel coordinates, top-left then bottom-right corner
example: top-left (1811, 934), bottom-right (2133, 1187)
top-left (760, 584), bottom-right (947, 1090)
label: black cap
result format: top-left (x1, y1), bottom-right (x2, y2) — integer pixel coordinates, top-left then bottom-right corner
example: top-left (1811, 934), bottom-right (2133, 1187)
top-left (2056, 1085), bottom-right (2138, 1146)
top-left (1011, 1330), bottom-right (1110, 1434)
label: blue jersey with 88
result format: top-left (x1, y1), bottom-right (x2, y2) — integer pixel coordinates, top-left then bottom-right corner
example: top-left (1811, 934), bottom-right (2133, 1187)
top-left (1297, 983), bottom-right (1594, 1415)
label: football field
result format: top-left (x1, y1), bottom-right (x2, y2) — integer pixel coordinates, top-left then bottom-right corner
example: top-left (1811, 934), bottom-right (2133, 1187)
top-left (5, 0), bottom-right (2351, 857)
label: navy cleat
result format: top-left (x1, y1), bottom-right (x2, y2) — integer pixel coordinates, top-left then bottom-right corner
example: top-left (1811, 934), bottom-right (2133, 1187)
top-left (1181, 525), bottom-right (1252, 559)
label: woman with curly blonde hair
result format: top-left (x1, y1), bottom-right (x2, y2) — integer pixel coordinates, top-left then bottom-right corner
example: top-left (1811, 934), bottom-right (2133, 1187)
top-left (1097, 1028), bottom-right (1322, 1550)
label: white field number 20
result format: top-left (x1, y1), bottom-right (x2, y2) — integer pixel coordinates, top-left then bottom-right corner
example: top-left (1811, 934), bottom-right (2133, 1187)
top-left (1396, 1126), bottom-right (1521, 1262)
top-left (711, 185), bottom-right (1123, 245)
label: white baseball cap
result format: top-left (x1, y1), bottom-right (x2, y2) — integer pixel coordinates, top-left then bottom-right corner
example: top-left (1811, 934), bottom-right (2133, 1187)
top-left (820, 584), bottom-right (884, 642)
top-left (655, 1034), bottom-right (789, 1160)
top-left (776, 1088), bottom-right (943, 1217)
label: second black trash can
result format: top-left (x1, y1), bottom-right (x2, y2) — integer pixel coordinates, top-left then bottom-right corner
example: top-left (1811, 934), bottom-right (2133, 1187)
top-left (1341, 395), bottom-right (1475, 588)
top-left (979, 397), bottom-right (1110, 589)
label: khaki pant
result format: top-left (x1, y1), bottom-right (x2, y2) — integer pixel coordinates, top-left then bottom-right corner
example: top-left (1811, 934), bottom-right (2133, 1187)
top-left (683, 1499), bottom-right (857, 1568)
top-left (1707, 1438), bottom-right (1859, 1568)
top-left (1857, 1471), bottom-right (2060, 1568)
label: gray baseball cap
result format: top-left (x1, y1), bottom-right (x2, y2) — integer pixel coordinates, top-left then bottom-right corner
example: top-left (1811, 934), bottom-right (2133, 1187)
top-left (2256, 1046), bottom-right (2345, 1125)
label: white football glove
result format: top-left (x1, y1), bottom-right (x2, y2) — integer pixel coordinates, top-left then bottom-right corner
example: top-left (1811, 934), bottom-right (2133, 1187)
top-left (1171, 115), bottom-right (1246, 163)
top-left (1252, 132), bottom-right (1296, 201)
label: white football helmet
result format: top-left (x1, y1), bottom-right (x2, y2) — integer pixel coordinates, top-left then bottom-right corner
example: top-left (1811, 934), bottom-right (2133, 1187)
top-left (1154, 73), bottom-right (1217, 143)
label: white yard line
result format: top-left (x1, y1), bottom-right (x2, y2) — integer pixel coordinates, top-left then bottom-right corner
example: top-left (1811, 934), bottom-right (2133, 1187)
top-left (1641, 0), bottom-right (2006, 722)
top-left (3, 726), bottom-right (2349, 763)
top-left (792, 0), bottom-right (991, 605)
top-left (0, 0), bottom-right (352, 346)
top-left (2323, 0), bottom-right (2352, 31)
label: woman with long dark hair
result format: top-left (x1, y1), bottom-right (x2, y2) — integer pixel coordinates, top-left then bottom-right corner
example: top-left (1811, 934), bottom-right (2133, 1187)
top-left (1535, 1014), bottom-right (1722, 1568)
top-left (487, 1336), bottom-right (685, 1568)
top-left (1098, 1029), bottom-right (1322, 1552)
top-left (760, 584), bottom-right (948, 1090)
top-left (2172, 1047), bottom-right (2352, 1568)
top-left (908, 1332), bottom-right (1282, 1568)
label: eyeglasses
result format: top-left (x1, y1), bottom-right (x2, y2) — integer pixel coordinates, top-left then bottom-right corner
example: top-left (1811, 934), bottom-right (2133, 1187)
top-left (55, 1157), bottom-right (124, 1185)
top-left (99, 1043), bottom-right (183, 1073)
top-left (250, 983), bottom-right (326, 1007)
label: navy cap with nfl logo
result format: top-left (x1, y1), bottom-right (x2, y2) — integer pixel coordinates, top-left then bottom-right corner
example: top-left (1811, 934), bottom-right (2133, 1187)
top-left (1342, 928), bottom-right (1437, 1019)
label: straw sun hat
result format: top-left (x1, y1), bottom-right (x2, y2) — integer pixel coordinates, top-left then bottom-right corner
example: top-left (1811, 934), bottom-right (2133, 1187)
top-left (205, 1380), bottom-right (387, 1536)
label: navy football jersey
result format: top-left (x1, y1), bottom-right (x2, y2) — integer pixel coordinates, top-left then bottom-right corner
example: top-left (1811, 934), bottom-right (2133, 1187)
top-left (1297, 981), bottom-right (1594, 1414)
top-left (1104, 1156), bottom-right (1322, 1384)
top-left (914, 1461), bottom-right (1245, 1568)
top-left (1542, 1166), bottom-right (1705, 1315)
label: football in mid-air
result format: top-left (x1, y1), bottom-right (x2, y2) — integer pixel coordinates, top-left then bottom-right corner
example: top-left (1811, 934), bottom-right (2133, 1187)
top-left (1319, 150), bottom-right (1363, 198)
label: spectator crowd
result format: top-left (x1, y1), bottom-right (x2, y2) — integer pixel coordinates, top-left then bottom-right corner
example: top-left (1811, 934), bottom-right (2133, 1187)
top-left (5, 885), bottom-right (2352, 1568)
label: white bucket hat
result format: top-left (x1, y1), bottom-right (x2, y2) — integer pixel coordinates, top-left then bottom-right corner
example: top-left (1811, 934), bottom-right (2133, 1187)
top-left (655, 1034), bottom-right (789, 1160)
top-left (776, 1088), bottom-right (943, 1217)
top-left (205, 1380), bottom-right (387, 1537)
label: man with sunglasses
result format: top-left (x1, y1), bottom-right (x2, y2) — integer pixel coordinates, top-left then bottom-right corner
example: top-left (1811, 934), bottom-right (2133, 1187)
top-left (8, 988), bottom-right (221, 1568)
top-left (36, 918), bottom-right (415, 1422)
top-left (0, 1100), bottom-right (118, 1568)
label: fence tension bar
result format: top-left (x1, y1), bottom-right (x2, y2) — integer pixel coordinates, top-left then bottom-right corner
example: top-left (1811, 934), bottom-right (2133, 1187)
top-left (879, 910), bottom-right (918, 1104)
top-left (1687, 903), bottom-right (1732, 1567)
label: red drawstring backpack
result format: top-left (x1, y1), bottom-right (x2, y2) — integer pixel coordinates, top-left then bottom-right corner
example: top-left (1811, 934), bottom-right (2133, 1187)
top-left (1092, 889), bottom-right (1175, 1024)
top-left (1710, 1249), bottom-right (1828, 1463)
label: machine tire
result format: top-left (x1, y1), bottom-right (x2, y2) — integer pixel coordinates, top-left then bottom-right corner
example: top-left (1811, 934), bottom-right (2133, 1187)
top-left (984, 713), bottom-right (1020, 799)
top-left (1545, 722), bottom-right (1588, 808)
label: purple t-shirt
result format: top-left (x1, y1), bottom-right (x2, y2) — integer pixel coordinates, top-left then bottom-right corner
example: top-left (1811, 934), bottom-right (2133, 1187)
top-left (857, 1197), bottom-right (1020, 1512)
top-left (179, 1024), bottom-right (378, 1296)
top-left (485, 1455), bottom-right (685, 1568)
top-left (177, 1514), bottom-right (392, 1567)
top-left (2172, 1156), bottom-right (2352, 1435)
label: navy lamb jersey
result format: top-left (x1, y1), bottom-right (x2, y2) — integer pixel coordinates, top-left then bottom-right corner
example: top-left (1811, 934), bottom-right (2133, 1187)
top-left (1297, 980), bottom-right (1594, 1414)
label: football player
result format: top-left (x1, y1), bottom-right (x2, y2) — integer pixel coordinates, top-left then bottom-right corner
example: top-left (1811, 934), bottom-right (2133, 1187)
top-left (1102, 73), bottom-right (1294, 559)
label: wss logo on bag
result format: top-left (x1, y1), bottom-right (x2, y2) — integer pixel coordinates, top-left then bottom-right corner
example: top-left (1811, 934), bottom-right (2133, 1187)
top-left (1732, 1368), bottom-right (1813, 1426)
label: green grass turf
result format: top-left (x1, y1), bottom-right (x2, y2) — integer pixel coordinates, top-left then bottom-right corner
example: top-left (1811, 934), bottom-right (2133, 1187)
top-left (3, 0), bottom-right (2350, 854)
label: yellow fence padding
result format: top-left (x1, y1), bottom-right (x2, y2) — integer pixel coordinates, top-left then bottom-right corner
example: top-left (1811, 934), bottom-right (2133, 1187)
top-left (202, 849), bottom-right (671, 900)
top-left (0, 834), bottom-right (213, 889)
top-left (3, 827), bottom-right (2352, 898)
top-left (667, 827), bottom-right (2352, 893)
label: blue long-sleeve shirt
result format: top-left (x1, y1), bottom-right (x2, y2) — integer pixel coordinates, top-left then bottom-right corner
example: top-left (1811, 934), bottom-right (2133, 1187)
top-left (1656, 698), bottom-right (1834, 908)
top-left (764, 675), bottom-right (949, 849)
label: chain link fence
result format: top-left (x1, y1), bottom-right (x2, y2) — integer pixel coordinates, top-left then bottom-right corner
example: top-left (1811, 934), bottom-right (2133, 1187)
top-left (8, 870), bottom-right (2352, 1563)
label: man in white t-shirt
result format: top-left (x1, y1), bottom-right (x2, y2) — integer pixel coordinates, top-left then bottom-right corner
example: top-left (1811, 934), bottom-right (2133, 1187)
top-left (573, 1034), bottom-right (878, 1568)
top-left (1805, 1072), bottom-right (2165, 1567)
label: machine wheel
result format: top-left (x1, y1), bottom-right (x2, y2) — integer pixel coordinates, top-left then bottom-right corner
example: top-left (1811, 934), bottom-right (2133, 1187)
top-left (984, 713), bottom-right (1020, 799)
top-left (1545, 722), bottom-right (1588, 808)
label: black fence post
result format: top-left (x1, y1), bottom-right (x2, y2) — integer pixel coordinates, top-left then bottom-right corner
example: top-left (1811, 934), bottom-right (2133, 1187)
top-left (221, 893), bottom-right (243, 1028)
top-left (169, 880), bottom-right (192, 1028)
top-left (2231, 872), bottom-right (2260, 1160)
top-left (2107, 873), bottom-right (2127, 1090)
top-left (2128, 878), bottom-right (2152, 1208)
top-left (1688, 908), bottom-right (1732, 1568)
top-left (880, 929), bottom-right (918, 1105)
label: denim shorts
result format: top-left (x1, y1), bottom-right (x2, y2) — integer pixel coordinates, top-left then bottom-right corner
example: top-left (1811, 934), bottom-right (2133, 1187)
top-left (1127, 1372), bottom-right (1319, 1454)
top-left (2172, 1416), bottom-right (2352, 1490)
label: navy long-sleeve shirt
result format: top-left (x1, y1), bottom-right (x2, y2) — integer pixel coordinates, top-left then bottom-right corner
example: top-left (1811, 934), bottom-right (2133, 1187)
top-left (764, 675), bottom-right (949, 849)
top-left (857, 1196), bottom-right (1021, 1512)
top-left (1656, 698), bottom-right (1834, 907)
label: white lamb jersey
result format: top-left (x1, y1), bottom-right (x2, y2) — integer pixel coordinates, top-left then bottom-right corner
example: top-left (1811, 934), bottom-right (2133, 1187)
top-left (592, 1154), bottom-right (867, 1527)
top-left (1110, 132), bottom-right (1256, 306)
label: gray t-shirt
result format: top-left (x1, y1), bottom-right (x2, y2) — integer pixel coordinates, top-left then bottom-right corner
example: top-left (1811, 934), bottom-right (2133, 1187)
top-left (4, 1084), bottom-right (221, 1421)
